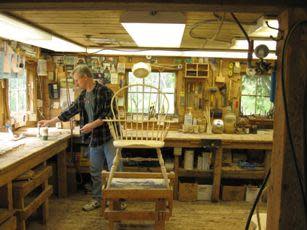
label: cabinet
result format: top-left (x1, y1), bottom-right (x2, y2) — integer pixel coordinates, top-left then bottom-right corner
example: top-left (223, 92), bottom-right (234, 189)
top-left (185, 63), bottom-right (209, 78)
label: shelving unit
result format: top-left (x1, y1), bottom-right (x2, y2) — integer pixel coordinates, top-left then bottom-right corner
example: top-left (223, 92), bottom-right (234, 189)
top-left (184, 63), bottom-right (210, 116)
top-left (185, 63), bottom-right (209, 78)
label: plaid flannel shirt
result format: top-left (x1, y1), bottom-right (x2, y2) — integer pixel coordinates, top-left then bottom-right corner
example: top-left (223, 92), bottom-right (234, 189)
top-left (58, 82), bottom-right (114, 147)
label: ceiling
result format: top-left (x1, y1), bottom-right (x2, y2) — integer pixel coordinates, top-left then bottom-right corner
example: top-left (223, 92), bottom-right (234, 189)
top-left (6, 10), bottom-right (276, 51)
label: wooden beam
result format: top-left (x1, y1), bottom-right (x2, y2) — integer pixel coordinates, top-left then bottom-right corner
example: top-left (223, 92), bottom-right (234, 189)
top-left (0, 0), bottom-right (296, 14)
top-left (267, 7), bottom-right (307, 229)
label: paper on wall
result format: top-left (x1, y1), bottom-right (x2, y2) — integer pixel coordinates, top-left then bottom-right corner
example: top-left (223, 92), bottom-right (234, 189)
top-left (60, 88), bottom-right (74, 109)
top-left (111, 73), bottom-right (118, 84)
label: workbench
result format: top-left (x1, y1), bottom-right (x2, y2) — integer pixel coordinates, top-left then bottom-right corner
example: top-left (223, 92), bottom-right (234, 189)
top-left (40, 127), bottom-right (272, 202)
top-left (0, 129), bottom-right (70, 227)
top-left (163, 130), bottom-right (273, 201)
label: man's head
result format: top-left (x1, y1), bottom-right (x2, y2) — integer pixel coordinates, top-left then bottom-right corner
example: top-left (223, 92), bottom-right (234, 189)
top-left (72, 64), bottom-right (93, 89)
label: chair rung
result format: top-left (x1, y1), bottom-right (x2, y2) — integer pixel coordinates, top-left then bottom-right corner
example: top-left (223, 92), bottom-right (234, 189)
top-left (122, 157), bottom-right (159, 162)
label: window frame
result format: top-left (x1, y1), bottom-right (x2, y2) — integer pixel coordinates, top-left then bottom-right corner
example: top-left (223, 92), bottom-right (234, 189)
top-left (240, 74), bottom-right (273, 116)
top-left (8, 76), bottom-right (27, 122)
top-left (127, 70), bottom-right (177, 115)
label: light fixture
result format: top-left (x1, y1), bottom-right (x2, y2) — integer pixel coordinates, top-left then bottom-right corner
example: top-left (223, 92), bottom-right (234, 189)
top-left (121, 11), bottom-right (185, 48)
top-left (26, 36), bottom-right (86, 52)
top-left (0, 13), bottom-right (86, 52)
top-left (87, 48), bottom-right (277, 59)
top-left (0, 14), bottom-right (51, 41)
top-left (231, 39), bottom-right (277, 51)
top-left (248, 16), bottom-right (279, 38)
top-left (132, 62), bottom-right (151, 78)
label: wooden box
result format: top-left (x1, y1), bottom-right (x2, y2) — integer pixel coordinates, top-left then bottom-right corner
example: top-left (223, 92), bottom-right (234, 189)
top-left (222, 185), bottom-right (246, 201)
top-left (178, 182), bottom-right (197, 201)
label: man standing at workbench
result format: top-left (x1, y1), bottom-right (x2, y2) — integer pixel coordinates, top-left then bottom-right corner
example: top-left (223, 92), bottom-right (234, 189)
top-left (39, 64), bottom-right (116, 211)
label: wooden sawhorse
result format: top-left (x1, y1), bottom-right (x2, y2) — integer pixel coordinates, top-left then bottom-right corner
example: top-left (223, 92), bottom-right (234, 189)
top-left (102, 171), bottom-right (174, 230)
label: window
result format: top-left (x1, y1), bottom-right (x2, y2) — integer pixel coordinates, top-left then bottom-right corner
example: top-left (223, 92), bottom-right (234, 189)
top-left (240, 75), bottom-right (273, 116)
top-left (128, 71), bottom-right (176, 114)
top-left (8, 76), bottom-right (27, 121)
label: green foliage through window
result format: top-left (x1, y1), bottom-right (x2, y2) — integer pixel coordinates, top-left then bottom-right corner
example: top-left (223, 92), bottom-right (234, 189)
top-left (240, 75), bottom-right (273, 116)
top-left (128, 72), bottom-right (176, 114)
top-left (9, 76), bottom-right (27, 121)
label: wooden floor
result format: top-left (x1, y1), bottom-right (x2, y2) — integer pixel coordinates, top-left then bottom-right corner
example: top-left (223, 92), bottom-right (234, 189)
top-left (27, 192), bottom-right (266, 230)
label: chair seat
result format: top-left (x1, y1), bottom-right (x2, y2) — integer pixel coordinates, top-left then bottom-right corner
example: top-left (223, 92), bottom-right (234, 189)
top-left (113, 140), bottom-right (165, 148)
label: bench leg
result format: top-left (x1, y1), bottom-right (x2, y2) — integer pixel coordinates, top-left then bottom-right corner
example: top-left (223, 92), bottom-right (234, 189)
top-left (17, 217), bottom-right (26, 230)
top-left (40, 180), bottom-right (49, 225)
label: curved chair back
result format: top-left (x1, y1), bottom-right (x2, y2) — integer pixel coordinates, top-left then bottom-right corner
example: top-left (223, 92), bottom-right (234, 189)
top-left (105, 84), bottom-right (170, 142)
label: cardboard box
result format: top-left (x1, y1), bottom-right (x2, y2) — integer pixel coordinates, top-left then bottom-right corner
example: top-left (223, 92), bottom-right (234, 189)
top-left (246, 186), bottom-right (260, 202)
top-left (178, 182), bottom-right (197, 201)
top-left (222, 185), bottom-right (246, 201)
top-left (197, 184), bottom-right (212, 201)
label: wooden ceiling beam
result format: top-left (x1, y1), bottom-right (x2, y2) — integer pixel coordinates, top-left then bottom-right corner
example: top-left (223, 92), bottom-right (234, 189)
top-left (0, 0), bottom-right (299, 14)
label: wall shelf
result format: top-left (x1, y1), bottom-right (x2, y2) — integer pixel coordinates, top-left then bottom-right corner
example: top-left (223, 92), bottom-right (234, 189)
top-left (185, 63), bottom-right (209, 79)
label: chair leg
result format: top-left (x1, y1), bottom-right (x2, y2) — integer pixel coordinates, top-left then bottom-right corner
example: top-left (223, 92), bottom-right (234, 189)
top-left (106, 148), bottom-right (121, 189)
top-left (156, 148), bottom-right (169, 188)
top-left (155, 199), bottom-right (166, 230)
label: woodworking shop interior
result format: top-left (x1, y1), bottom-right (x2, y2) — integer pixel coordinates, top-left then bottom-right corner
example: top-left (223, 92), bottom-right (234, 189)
top-left (0, 1), bottom-right (306, 230)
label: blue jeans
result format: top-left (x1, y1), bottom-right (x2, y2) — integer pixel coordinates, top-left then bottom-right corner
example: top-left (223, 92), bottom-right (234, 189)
top-left (89, 139), bottom-right (116, 200)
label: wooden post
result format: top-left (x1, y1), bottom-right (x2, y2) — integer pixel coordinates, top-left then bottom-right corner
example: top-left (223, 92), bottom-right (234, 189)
top-left (173, 147), bottom-right (182, 200)
top-left (267, 8), bottom-right (307, 229)
top-left (212, 147), bottom-right (223, 202)
top-left (57, 150), bottom-right (67, 198)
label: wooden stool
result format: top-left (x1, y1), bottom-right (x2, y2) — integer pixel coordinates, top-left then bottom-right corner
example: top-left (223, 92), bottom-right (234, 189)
top-left (13, 165), bottom-right (53, 230)
top-left (102, 171), bottom-right (174, 230)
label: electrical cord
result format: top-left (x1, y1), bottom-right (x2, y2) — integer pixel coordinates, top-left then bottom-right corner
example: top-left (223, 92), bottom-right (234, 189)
top-left (245, 169), bottom-right (271, 230)
top-left (230, 12), bottom-right (253, 68)
top-left (189, 13), bottom-right (232, 47)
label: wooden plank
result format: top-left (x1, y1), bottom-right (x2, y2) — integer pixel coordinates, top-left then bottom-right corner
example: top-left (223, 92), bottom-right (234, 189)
top-left (267, 8), bottom-right (307, 229)
top-left (0, 135), bottom-right (70, 187)
top-left (178, 168), bottom-right (213, 178)
top-left (211, 147), bottom-right (223, 202)
top-left (104, 209), bottom-right (170, 221)
top-left (0, 216), bottom-right (16, 230)
top-left (17, 185), bottom-right (53, 220)
top-left (102, 171), bottom-right (175, 179)
top-left (0, 209), bottom-right (13, 225)
top-left (0, 1), bottom-right (287, 13)
top-left (222, 169), bottom-right (265, 179)
top-left (57, 150), bottom-right (67, 198)
top-left (103, 189), bottom-right (172, 200)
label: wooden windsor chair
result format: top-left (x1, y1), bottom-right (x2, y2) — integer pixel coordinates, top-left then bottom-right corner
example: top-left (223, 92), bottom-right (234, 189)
top-left (102, 84), bottom-right (174, 229)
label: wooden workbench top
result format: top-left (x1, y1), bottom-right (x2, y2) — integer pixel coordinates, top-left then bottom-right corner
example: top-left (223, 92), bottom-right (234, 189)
top-left (0, 129), bottom-right (71, 174)
top-left (165, 130), bottom-right (273, 142)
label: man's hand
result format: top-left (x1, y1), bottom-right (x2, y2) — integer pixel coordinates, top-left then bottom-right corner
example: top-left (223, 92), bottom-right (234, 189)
top-left (80, 123), bottom-right (94, 133)
top-left (38, 120), bottom-right (51, 127)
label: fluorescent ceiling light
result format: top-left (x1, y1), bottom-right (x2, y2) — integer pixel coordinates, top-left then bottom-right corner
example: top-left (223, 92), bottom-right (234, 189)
top-left (26, 36), bottom-right (86, 52)
top-left (249, 17), bottom-right (279, 37)
top-left (121, 11), bottom-right (185, 48)
top-left (87, 48), bottom-right (277, 60)
top-left (0, 14), bottom-right (51, 41)
top-left (231, 39), bottom-right (277, 50)
top-left (0, 13), bottom-right (85, 52)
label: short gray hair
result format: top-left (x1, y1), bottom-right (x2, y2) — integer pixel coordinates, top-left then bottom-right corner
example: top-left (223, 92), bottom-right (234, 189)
top-left (72, 64), bottom-right (93, 78)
